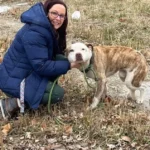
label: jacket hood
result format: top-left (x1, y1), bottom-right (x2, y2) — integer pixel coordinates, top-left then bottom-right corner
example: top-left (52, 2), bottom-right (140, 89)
top-left (21, 2), bottom-right (51, 29)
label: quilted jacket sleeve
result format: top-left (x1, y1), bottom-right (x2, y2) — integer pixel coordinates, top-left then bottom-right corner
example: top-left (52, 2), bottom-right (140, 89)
top-left (22, 30), bottom-right (70, 77)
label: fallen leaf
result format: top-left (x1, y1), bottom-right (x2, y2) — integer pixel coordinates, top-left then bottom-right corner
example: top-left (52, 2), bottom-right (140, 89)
top-left (121, 136), bottom-right (131, 142)
top-left (2, 123), bottom-right (11, 135)
top-left (47, 138), bottom-right (57, 144)
top-left (106, 144), bottom-right (116, 149)
top-left (41, 122), bottom-right (47, 131)
top-left (45, 144), bottom-right (64, 149)
top-left (119, 18), bottom-right (127, 22)
top-left (131, 142), bottom-right (137, 148)
top-left (31, 119), bottom-right (38, 126)
top-left (58, 75), bottom-right (65, 83)
top-left (25, 132), bottom-right (31, 139)
top-left (79, 112), bottom-right (84, 118)
top-left (64, 125), bottom-right (73, 135)
top-left (104, 96), bottom-right (112, 103)
top-left (9, 8), bottom-right (20, 15)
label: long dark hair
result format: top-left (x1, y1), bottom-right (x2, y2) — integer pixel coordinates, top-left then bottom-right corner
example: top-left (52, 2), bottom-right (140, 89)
top-left (43, 0), bottom-right (68, 54)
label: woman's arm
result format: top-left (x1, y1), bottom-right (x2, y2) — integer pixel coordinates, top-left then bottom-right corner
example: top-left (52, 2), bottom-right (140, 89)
top-left (22, 30), bottom-right (70, 77)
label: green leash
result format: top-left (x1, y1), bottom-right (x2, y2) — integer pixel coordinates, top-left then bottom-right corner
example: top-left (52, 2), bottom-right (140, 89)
top-left (48, 65), bottom-right (98, 112)
top-left (48, 77), bottom-right (59, 113)
top-left (47, 77), bottom-right (65, 125)
top-left (82, 65), bottom-right (98, 89)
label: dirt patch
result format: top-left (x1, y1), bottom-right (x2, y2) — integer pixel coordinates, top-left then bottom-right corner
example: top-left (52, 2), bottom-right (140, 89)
top-left (107, 73), bottom-right (150, 110)
top-left (0, 1), bottom-right (31, 39)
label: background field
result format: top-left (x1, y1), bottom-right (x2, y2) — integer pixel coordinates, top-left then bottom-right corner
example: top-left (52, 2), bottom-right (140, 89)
top-left (0, 0), bottom-right (150, 149)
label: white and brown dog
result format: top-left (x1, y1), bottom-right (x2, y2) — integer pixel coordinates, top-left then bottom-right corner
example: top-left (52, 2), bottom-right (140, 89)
top-left (67, 42), bottom-right (148, 110)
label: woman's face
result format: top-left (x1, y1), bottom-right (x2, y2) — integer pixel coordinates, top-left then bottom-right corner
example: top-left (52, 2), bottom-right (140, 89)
top-left (48, 4), bottom-right (66, 30)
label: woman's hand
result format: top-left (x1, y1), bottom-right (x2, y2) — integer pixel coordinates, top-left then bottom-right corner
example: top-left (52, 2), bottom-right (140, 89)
top-left (70, 62), bottom-right (82, 69)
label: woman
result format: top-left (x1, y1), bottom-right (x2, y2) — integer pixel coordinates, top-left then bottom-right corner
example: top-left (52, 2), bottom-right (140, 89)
top-left (0, 0), bottom-right (81, 119)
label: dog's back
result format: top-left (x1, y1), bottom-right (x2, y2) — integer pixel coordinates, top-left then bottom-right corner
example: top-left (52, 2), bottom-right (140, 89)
top-left (93, 45), bottom-right (148, 86)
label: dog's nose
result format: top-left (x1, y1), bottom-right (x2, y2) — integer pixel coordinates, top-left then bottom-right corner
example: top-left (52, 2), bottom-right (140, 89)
top-left (76, 53), bottom-right (83, 61)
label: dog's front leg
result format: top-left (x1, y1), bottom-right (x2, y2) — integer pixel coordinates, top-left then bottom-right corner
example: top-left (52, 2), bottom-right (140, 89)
top-left (88, 75), bottom-right (107, 110)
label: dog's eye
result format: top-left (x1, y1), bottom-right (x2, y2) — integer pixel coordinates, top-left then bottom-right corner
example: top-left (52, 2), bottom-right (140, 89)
top-left (70, 49), bottom-right (74, 52)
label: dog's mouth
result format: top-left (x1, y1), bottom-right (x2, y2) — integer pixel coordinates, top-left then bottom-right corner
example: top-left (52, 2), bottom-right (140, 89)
top-left (75, 60), bottom-right (84, 63)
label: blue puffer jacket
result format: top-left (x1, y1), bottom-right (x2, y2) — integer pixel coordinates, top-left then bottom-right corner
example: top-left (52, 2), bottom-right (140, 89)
top-left (0, 2), bottom-right (70, 109)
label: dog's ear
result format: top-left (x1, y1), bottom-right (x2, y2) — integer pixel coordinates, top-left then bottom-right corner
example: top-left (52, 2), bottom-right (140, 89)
top-left (86, 43), bottom-right (93, 51)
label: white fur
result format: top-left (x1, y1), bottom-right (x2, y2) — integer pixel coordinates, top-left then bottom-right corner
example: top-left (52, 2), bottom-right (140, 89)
top-left (87, 97), bottom-right (99, 110)
top-left (123, 68), bottom-right (144, 103)
top-left (67, 42), bottom-right (147, 110)
top-left (68, 42), bottom-right (92, 63)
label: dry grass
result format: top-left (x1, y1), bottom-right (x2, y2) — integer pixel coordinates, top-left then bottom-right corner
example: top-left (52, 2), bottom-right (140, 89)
top-left (0, 0), bottom-right (150, 149)
top-left (67, 0), bottom-right (150, 49)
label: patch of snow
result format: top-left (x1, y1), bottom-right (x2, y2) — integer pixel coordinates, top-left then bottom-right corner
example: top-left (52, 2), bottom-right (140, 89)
top-left (0, 6), bottom-right (11, 13)
top-left (16, 3), bottom-right (28, 6)
top-left (72, 11), bottom-right (81, 20)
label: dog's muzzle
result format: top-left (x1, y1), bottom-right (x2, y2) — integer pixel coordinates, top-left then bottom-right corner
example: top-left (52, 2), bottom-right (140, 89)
top-left (76, 53), bottom-right (83, 61)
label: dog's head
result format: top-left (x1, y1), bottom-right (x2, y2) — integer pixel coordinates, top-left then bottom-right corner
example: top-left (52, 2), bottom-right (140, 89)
top-left (67, 42), bottom-right (93, 64)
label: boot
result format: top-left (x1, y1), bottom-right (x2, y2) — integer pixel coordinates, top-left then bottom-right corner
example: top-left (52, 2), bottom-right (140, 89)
top-left (0, 98), bottom-right (20, 119)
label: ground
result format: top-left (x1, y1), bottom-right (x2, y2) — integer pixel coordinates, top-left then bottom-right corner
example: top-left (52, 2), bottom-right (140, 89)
top-left (1, 0), bottom-right (150, 149)
top-left (1, 1), bottom-right (150, 109)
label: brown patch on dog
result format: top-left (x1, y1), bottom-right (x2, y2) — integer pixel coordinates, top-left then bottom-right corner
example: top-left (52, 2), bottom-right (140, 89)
top-left (140, 49), bottom-right (150, 64)
top-left (87, 45), bottom-right (148, 109)
top-left (93, 46), bottom-right (148, 87)
top-left (67, 42), bottom-right (148, 109)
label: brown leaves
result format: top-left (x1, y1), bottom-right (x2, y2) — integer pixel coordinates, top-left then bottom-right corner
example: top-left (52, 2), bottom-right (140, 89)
top-left (31, 118), bottom-right (38, 126)
top-left (8, 7), bottom-right (20, 16)
top-left (58, 75), bottom-right (66, 84)
top-left (104, 95), bottom-right (112, 104)
top-left (119, 18), bottom-right (127, 22)
top-left (30, 118), bottom-right (47, 131)
top-left (63, 125), bottom-right (73, 135)
top-left (41, 122), bottom-right (47, 131)
top-left (0, 37), bottom-right (12, 61)
top-left (121, 136), bottom-right (131, 142)
top-left (1, 123), bottom-right (11, 135)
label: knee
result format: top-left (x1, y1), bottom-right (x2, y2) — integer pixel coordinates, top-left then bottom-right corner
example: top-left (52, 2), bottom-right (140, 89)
top-left (52, 86), bottom-right (65, 104)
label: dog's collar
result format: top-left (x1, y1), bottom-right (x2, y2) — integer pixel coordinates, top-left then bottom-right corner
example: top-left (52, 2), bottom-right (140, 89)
top-left (82, 52), bottom-right (100, 81)
top-left (84, 51), bottom-right (94, 72)
top-left (84, 65), bottom-right (100, 81)
top-left (84, 64), bottom-right (92, 73)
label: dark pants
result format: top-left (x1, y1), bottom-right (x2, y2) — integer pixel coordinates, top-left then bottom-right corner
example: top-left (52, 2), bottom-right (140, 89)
top-left (40, 54), bottom-right (68, 105)
top-left (40, 81), bottom-right (64, 105)
top-left (4, 55), bottom-right (68, 107)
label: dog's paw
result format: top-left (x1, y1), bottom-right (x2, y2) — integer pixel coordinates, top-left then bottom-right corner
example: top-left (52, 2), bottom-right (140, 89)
top-left (137, 99), bottom-right (143, 104)
top-left (86, 106), bottom-right (93, 111)
top-left (86, 106), bottom-right (90, 111)
top-left (127, 93), bottom-right (136, 101)
top-left (86, 97), bottom-right (99, 110)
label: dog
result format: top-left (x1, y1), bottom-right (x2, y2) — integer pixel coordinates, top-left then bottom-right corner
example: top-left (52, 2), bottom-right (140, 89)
top-left (67, 42), bottom-right (148, 110)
